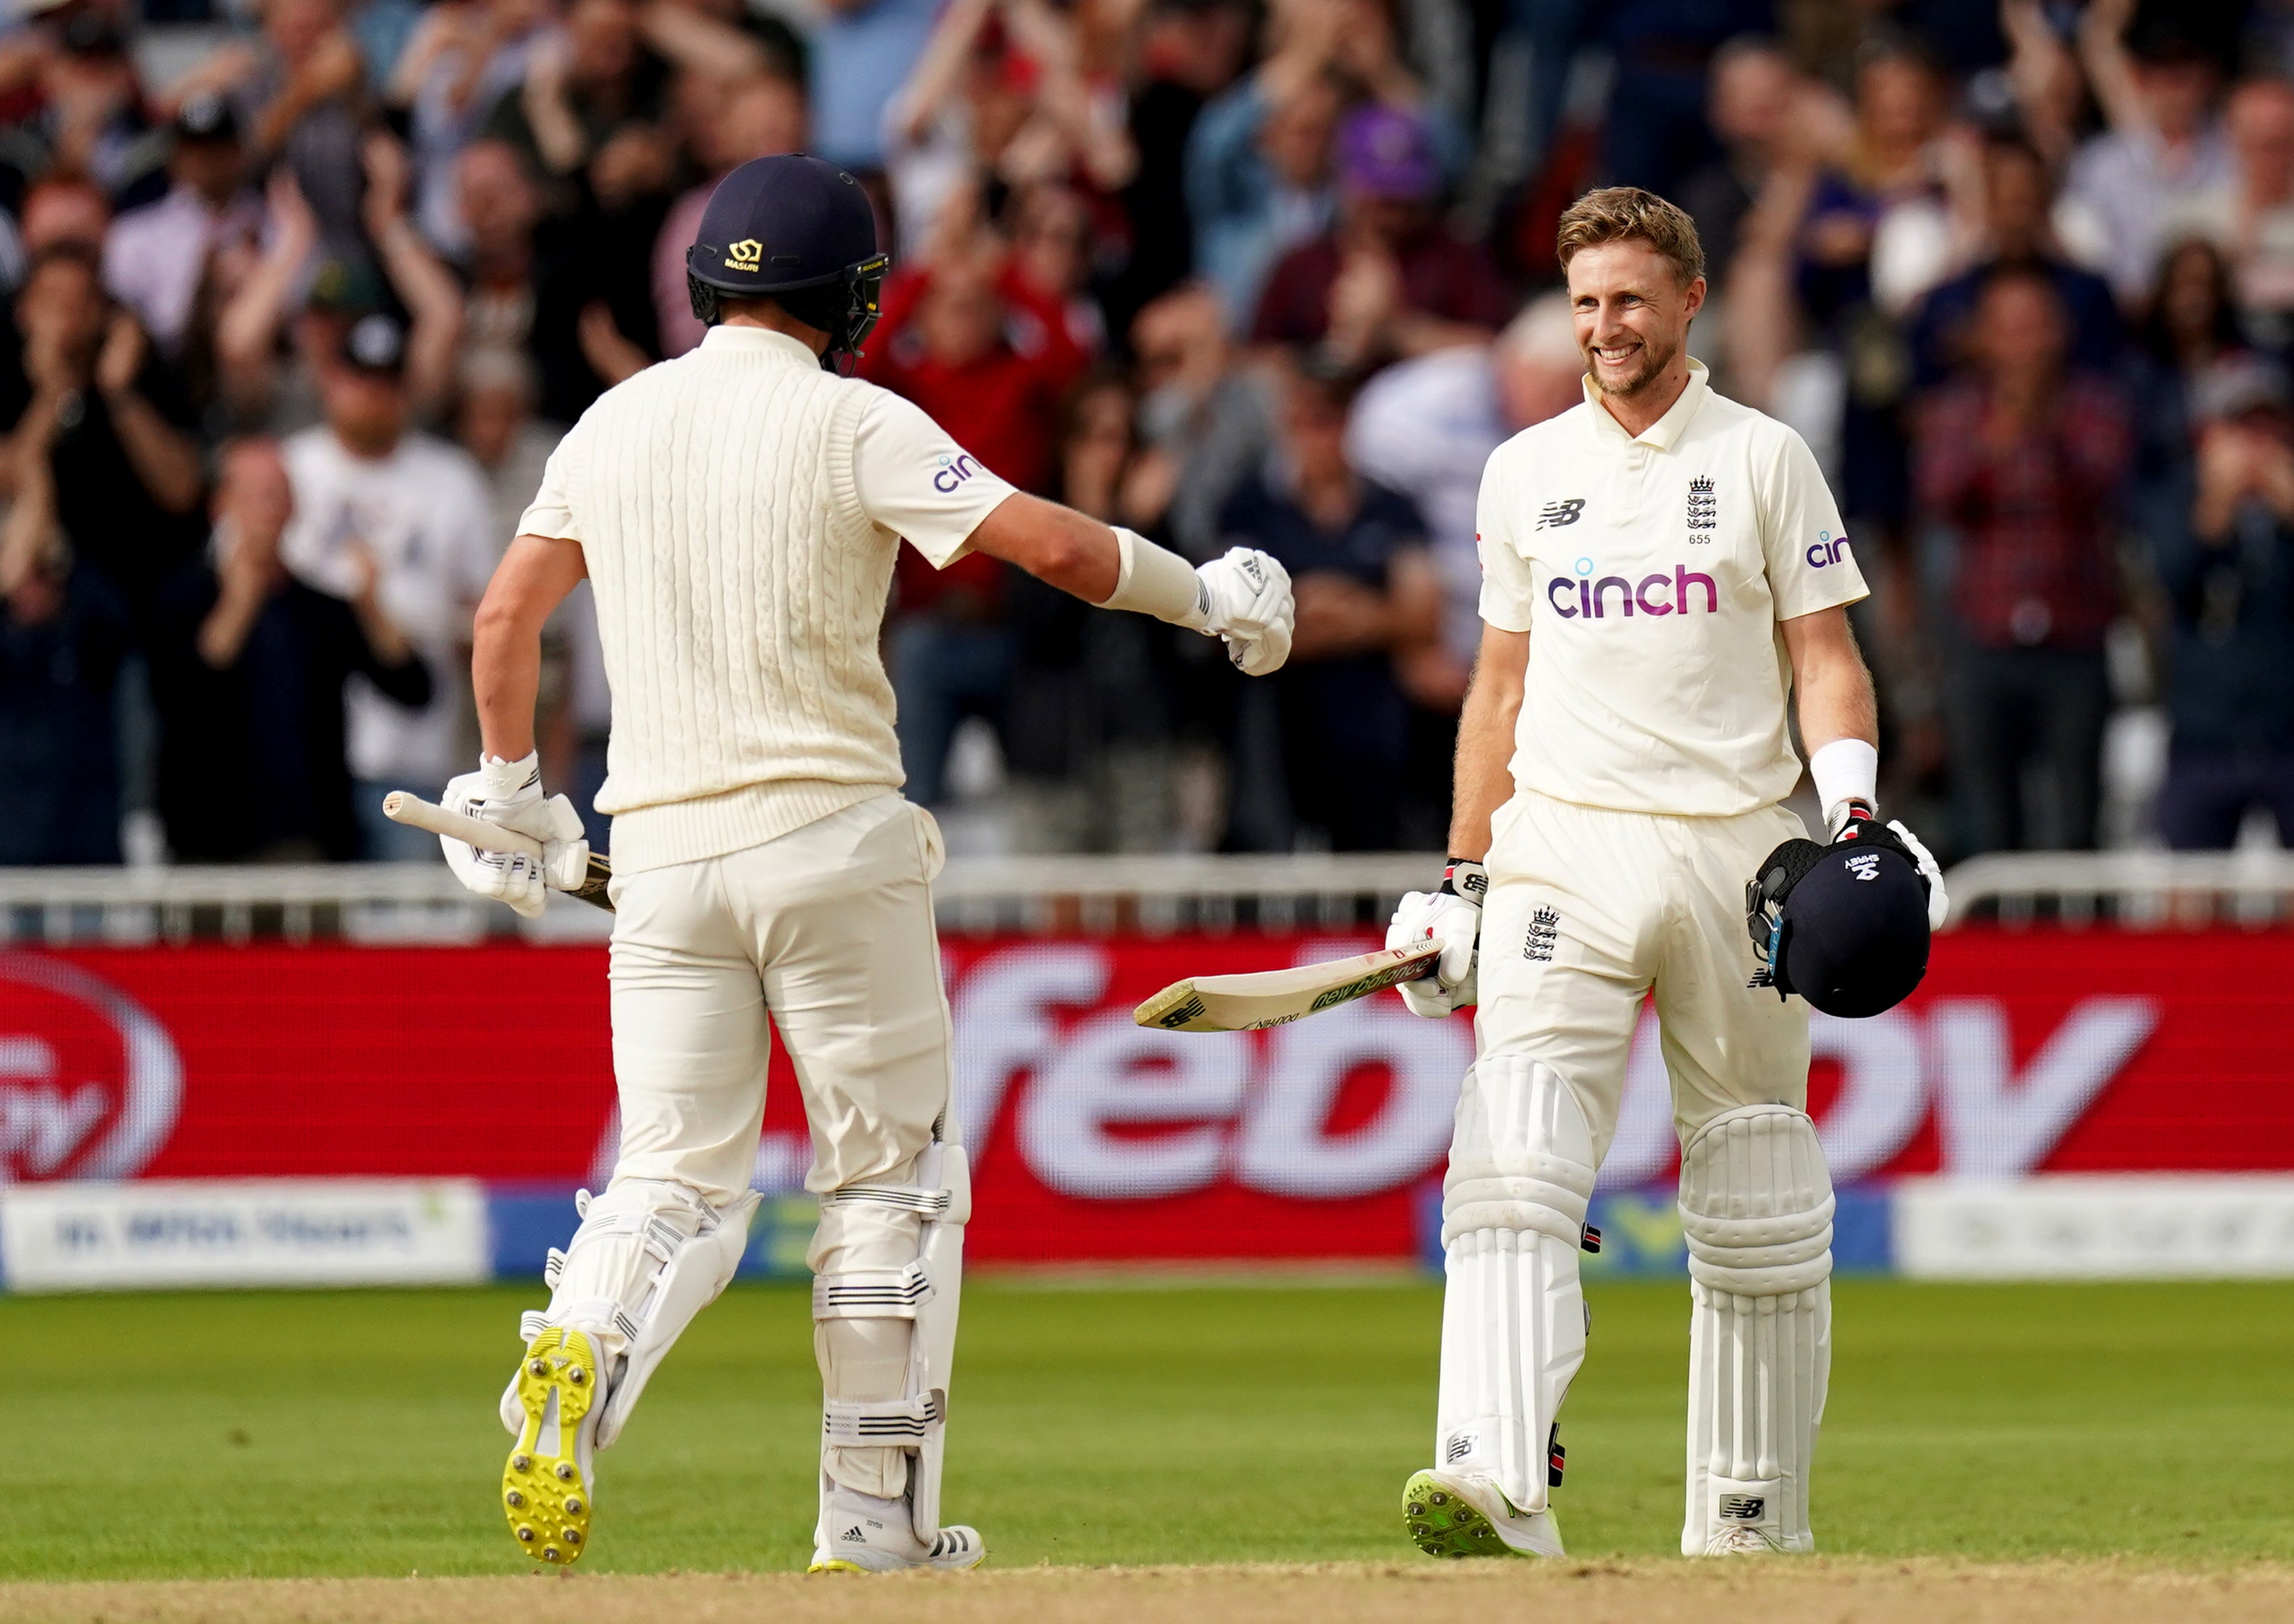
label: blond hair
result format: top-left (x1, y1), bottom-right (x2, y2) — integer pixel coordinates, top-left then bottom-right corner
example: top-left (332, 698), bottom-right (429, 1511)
top-left (1555, 187), bottom-right (1706, 286)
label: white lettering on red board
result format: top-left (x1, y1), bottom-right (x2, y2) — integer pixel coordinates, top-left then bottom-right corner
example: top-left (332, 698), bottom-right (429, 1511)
top-left (948, 944), bottom-right (2162, 1198)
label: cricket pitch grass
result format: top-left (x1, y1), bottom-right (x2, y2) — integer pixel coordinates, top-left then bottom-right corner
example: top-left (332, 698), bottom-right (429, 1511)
top-left (7, 1277), bottom-right (2293, 1622)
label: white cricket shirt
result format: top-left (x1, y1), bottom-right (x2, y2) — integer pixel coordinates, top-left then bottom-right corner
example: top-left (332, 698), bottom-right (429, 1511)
top-left (1476, 358), bottom-right (1866, 817)
top-left (516, 324), bottom-right (1018, 872)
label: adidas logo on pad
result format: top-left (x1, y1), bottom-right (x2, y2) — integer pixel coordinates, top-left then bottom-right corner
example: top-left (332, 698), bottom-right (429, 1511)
top-left (841, 1526), bottom-right (866, 1542)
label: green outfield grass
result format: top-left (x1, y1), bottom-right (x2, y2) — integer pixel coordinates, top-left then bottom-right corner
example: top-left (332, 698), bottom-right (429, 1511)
top-left (4, 1276), bottom-right (2292, 1579)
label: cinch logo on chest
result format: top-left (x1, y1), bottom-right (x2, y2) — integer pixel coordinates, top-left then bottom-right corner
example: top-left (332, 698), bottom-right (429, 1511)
top-left (1547, 559), bottom-right (1718, 619)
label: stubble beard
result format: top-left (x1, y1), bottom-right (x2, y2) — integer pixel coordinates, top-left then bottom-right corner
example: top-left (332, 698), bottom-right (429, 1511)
top-left (1584, 329), bottom-right (1679, 401)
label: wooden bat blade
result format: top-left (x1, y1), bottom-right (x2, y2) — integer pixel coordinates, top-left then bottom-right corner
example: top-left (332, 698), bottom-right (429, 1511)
top-left (1134, 942), bottom-right (1442, 1033)
top-left (380, 791), bottom-right (616, 913)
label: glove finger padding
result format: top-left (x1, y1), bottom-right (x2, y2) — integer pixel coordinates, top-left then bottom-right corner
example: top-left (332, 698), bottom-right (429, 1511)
top-left (1227, 618), bottom-right (1292, 676)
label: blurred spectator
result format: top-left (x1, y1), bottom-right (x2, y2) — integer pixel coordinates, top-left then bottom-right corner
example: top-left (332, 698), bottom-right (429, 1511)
top-left (1127, 279), bottom-right (1269, 558)
top-left (0, 536), bottom-right (128, 865)
top-left (457, 345), bottom-right (556, 548)
top-left (1105, 0), bottom-right (1253, 340)
top-left (883, 0), bottom-right (1135, 262)
top-left (868, 236), bottom-right (1087, 806)
top-left (2150, 359), bottom-right (2294, 848)
top-left (1345, 291), bottom-right (1582, 681)
top-left (484, 0), bottom-right (671, 191)
top-left (2063, 1), bottom-right (2232, 307)
top-left (153, 435), bottom-right (431, 861)
top-left (103, 92), bottom-right (263, 358)
top-left (1599, 0), bottom-right (1775, 200)
top-left (651, 71), bottom-right (804, 357)
top-left (1251, 102), bottom-right (1511, 367)
top-left (1006, 180), bottom-right (1105, 353)
top-left (1907, 133), bottom-right (2122, 390)
top-left (1676, 37), bottom-right (1801, 286)
top-left (1218, 357), bottom-right (1440, 849)
top-left (1184, 28), bottom-right (1340, 332)
top-left (810, 0), bottom-right (943, 176)
top-left (2168, 75), bottom-right (2294, 339)
top-left (1914, 268), bottom-right (2131, 853)
top-left (20, 172), bottom-right (112, 256)
top-left (15, 4), bottom-right (162, 209)
top-left (0, 244), bottom-right (205, 625)
top-left (276, 313), bottom-right (495, 857)
top-left (2127, 237), bottom-right (2250, 540)
top-left (389, 0), bottom-right (556, 255)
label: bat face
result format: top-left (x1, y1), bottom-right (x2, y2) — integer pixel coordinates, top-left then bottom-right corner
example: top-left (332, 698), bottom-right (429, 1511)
top-left (1133, 943), bottom-right (1442, 1033)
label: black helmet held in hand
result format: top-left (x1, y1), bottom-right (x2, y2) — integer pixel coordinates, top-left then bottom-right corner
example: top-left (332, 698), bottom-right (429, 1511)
top-left (685, 154), bottom-right (890, 372)
top-left (1745, 824), bottom-right (1932, 1019)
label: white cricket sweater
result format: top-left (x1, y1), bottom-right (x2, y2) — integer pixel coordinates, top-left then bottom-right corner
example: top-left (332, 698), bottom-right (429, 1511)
top-left (517, 324), bottom-right (1016, 873)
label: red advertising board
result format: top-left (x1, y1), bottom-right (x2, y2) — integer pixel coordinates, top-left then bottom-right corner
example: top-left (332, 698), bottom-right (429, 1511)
top-left (4, 932), bottom-right (2293, 1262)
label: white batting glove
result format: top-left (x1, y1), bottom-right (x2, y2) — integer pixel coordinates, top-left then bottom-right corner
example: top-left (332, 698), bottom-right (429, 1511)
top-left (439, 753), bottom-right (588, 919)
top-left (1195, 548), bottom-right (1293, 676)
top-left (1889, 818), bottom-right (1950, 930)
top-left (1384, 858), bottom-right (1486, 1017)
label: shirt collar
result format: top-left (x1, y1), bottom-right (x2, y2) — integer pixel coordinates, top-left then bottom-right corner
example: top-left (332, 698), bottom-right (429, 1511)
top-left (1581, 355), bottom-right (1711, 450)
top-left (700, 324), bottom-right (823, 368)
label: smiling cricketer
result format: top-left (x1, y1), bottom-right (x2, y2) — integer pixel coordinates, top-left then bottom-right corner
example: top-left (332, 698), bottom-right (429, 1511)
top-left (1386, 186), bottom-right (1943, 1559)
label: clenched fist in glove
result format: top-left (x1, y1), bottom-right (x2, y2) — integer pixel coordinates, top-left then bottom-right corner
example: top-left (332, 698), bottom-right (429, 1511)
top-left (439, 752), bottom-right (590, 919)
top-left (1191, 547), bottom-right (1294, 676)
top-left (1384, 858), bottom-right (1487, 1017)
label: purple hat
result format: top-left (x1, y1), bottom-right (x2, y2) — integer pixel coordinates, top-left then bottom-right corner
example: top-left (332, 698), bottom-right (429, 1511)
top-left (1337, 103), bottom-right (1439, 201)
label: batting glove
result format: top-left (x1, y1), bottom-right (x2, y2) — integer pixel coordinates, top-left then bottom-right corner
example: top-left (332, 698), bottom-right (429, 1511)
top-left (1384, 857), bottom-right (1486, 1017)
top-left (439, 752), bottom-right (588, 919)
top-left (1831, 802), bottom-right (1950, 931)
top-left (1195, 548), bottom-right (1294, 676)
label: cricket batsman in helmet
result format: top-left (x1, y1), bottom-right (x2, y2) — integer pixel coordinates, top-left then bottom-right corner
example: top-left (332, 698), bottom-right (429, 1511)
top-left (1384, 187), bottom-right (1946, 1559)
top-left (441, 154), bottom-right (1295, 1571)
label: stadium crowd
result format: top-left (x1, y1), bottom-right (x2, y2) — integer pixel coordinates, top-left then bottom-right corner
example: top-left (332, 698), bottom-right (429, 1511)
top-left (1, 0), bottom-right (2292, 866)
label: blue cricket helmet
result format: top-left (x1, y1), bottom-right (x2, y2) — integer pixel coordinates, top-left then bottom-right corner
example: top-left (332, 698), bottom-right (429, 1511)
top-left (684, 154), bottom-right (890, 369)
top-left (1745, 830), bottom-right (1932, 1019)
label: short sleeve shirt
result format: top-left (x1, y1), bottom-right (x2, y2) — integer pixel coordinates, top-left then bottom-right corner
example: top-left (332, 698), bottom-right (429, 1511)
top-left (516, 329), bottom-right (1016, 569)
top-left (1476, 359), bottom-right (1867, 817)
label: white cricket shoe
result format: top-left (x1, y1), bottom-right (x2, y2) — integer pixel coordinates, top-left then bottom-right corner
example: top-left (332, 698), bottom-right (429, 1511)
top-left (809, 1483), bottom-right (986, 1572)
top-left (1403, 1468), bottom-right (1566, 1559)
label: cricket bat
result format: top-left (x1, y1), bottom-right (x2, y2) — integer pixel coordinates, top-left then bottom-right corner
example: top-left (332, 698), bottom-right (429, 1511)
top-left (1133, 942), bottom-right (1443, 1033)
top-left (380, 791), bottom-right (616, 912)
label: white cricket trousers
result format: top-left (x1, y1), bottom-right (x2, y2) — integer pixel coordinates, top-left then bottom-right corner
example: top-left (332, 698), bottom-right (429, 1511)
top-left (1475, 788), bottom-right (1813, 1146)
top-left (605, 792), bottom-right (954, 1498)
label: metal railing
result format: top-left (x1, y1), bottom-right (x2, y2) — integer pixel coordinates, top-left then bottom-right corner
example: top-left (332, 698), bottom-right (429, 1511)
top-left (2, 849), bottom-right (2290, 944)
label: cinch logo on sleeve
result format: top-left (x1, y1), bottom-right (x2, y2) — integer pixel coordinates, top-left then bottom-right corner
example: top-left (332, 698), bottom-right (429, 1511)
top-left (1546, 556), bottom-right (1719, 619)
top-left (932, 452), bottom-right (982, 493)
top-left (1805, 530), bottom-right (1852, 568)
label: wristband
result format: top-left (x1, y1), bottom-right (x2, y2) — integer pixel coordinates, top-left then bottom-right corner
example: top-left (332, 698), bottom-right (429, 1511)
top-left (1439, 857), bottom-right (1488, 903)
top-left (1809, 737), bottom-right (1878, 838)
top-left (476, 751), bottom-right (542, 799)
top-left (1103, 527), bottom-right (1209, 629)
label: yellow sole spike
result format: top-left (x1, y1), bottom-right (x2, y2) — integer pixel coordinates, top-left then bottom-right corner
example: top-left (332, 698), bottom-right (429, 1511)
top-left (503, 1327), bottom-right (597, 1566)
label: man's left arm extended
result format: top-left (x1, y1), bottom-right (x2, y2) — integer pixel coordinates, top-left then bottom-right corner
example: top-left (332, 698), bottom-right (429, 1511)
top-left (1781, 604), bottom-right (1948, 924)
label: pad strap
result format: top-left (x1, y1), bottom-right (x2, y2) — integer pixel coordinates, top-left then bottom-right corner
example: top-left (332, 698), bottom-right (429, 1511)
top-left (823, 1393), bottom-right (943, 1445)
top-left (812, 1261), bottom-right (932, 1319)
top-left (822, 1183), bottom-right (953, 1218)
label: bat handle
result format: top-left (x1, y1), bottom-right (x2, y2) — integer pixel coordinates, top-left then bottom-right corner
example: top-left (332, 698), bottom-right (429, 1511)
top-left (380, 791), bottom-right (545, 860)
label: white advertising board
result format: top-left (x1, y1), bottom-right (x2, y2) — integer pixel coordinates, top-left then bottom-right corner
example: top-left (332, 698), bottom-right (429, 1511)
top-left (0, 1178), bottom-right (489, 1292)
top-left (1894, 1175), bottom-right (2294, 1280)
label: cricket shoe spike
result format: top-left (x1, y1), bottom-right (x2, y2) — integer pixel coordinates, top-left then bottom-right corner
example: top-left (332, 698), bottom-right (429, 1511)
top-left (807, 1481), bottom-right (985, 1573)
top-left (502, 1327), bottom-right (603, 1567)
top-left (1402, 1468), bottom-right (1566, 1560)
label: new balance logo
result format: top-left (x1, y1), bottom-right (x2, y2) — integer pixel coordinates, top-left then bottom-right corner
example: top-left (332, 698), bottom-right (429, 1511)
top-left (1535, 498), bottom-right (1586, 529)
top-left (1718, 1494), bottom-right (1766, 1521)
top-left (1444, 1433), bottom-right (1473, 1463)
